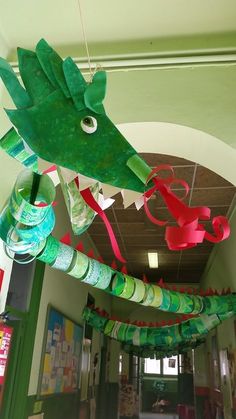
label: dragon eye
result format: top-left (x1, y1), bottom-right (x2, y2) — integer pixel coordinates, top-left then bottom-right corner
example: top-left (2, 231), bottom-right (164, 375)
top-left (81, 116), bottom-right (97, 134)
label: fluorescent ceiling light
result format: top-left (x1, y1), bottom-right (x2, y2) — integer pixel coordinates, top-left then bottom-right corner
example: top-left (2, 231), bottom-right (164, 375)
top-left (148, 252), bottom-right (158, 269)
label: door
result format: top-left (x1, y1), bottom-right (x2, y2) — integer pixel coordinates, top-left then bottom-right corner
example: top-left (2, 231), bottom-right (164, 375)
top-left (80, 338), bottom-right (91, 402)
top-left (219, 349), bottom-right (232, 419)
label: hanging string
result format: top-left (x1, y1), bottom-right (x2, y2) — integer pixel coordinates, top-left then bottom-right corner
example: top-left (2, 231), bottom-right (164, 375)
top-left (76, 0), bottom-right (93, 80)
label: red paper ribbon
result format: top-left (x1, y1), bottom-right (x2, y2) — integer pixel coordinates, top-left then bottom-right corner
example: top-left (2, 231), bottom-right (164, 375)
top-left (0, 269), bottom-right (4, 292)
top-left (75, 177), bottom-right (126, 263)
top-left (144, 165), bottom-right (230, 250)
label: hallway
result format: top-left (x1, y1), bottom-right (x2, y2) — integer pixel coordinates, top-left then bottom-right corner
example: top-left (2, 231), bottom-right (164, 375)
top-left (140, 413), bottom-right (178, 419)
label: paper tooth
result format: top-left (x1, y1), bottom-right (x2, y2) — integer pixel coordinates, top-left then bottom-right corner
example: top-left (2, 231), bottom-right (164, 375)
top-left (98, 193), bottom-right (115, 210)
top-left (101, 183), bottom-right (121, 199)
top-left (135, 195), bottom-right (145, 211)
top-left (59, 166), bottom-right (78, 184)
top-left (38, 157), bottom-right (55, 173)
top-left (76, 173), bottom-right (98, 191)
top-left (121, 190), bottom-right (143, 209)
top-left (37, 158), bottom-right (60, 185)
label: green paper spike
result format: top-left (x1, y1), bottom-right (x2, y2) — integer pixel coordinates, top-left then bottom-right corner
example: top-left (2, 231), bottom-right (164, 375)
top-left (17, 47), bottom-right (55, 104)
top-left (84, 71), bottom-right (106, 114)
top-left (36, 39), bottom-right (70, 98)
top-left (63, 57), bottom-right (86, 110)
top-left (36, 39), bottom-right (60, 89)
top-left (0, 57), bottom-right (32, 108)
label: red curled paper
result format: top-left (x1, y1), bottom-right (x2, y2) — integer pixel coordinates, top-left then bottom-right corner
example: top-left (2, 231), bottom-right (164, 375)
top-left (144, 165), bottom-right (230, 250)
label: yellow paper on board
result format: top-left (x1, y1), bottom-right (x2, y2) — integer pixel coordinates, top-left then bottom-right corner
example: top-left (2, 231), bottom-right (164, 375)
top-left (0, 331), bottom-right (3, 346)
top-left (65, 319), bottom-right (73, 342)
top-left (43, 353), bottom-right (51, 373)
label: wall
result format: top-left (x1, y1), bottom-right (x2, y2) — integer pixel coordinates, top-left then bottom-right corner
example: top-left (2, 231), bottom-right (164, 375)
top-left (194, 204), bottom-right (236, 418)
top-left (0, 30), bottom-right (9, 58)
top-left (0, 30), bottom-right (14, 318)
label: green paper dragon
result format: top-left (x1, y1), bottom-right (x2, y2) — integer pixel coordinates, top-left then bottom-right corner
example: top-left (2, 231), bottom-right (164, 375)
top-left (0, 38), bottom-right (151, 193)
top-left (0, 39), bottom-right (231, 253)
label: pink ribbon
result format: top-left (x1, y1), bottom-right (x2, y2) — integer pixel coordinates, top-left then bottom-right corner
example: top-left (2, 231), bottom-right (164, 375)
top-left (144, 165), bottom-right (230, 250)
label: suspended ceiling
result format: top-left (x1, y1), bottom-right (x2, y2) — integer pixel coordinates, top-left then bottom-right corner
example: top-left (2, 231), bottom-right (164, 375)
top-left (88, 153), bottom-right (235, 283)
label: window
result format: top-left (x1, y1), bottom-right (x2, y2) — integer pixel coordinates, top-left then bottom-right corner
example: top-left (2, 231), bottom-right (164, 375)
top-left (144, 358), bottom-right (161, 374)
top-left (163, 356), bottom-right (178, 375)
top-left (119, 354), bottom-right (123, 374)
top-left (144, 356), bottom-right (178, 376)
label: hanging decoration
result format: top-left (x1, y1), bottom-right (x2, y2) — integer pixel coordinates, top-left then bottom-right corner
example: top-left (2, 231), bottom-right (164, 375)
top-left (0, 169), bottom-right (235, 319)
top-left (0, 39), bottom-right (230, 259)
top-left (0, 39), bottom-right (233, 355)
top-left (82, 305), bottom-right (235, 358)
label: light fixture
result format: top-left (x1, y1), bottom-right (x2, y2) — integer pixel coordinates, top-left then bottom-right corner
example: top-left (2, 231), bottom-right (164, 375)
top-left (148, 252), bottom-right (159, 269)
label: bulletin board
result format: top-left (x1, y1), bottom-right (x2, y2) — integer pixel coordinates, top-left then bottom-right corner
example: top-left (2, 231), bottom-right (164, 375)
top-left (38, 306), bottom-right (83, 396)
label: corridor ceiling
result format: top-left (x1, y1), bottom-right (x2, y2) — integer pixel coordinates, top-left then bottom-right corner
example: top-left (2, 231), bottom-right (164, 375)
top-left (0, 0), bottom-right (236, 284)
top-left (89, 153), bottom-right (235, 283)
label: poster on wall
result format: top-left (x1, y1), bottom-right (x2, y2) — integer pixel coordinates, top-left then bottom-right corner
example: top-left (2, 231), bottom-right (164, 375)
top-left (38, 306), bottom-right (83, 396)
top-left (0, 324), bottom-right (13, 407)
top-left (0, 239), bottom-right (13, 314)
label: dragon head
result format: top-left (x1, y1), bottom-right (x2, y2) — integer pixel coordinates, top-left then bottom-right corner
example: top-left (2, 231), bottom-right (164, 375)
top-left (0, 39), bottom-right (151, 192)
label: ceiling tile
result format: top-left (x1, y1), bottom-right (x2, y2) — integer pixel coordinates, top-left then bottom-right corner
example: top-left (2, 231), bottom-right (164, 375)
top-left (119, 222), bottom-right (164, 236)
top-left (176, 269), bottom-right (204, 283)
top-left (190, 187), bottom-right (235, 206)
top-left (114, 208), bottom-right (146, 222)
top-left (194, 165), bottom-right (234, 188)
top-left (180, 244), bottom-right (213, 255)
top-left (93, 208), bottom-right (116, 223)
top-left (124, 235), bottom-right (167, 246)
top-left (88, 151), bottom-right (234, 286)
top-left (88, 222), bottom-right (120, 236)
top-left (139, 153), bottom-right (194, 167)
top-left (92, 235), bottom-right (123, 248)
top-left (168, 166), bottom-right (195, 188)
top-left (208, 206), bottom-right (229, 217)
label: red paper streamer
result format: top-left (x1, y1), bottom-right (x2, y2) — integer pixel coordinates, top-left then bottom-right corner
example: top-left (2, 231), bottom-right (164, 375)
top-left (0, 269), bottom-right (4, 292)
top-left (121, 265), bottom-right (128, 274)
top-left (43, 164), bottom-right (57, 174)
top-left (87, 249), bottom-right (95, 259)
top-left (75, 178), bottom-right (126, 263)
top-left (76, 242), bottom-right (84, 252)
top-left (143, 274), bottom-right (149, 283)
top-left (111, 260), bottom-right (118, 270)
top-left (60, 232), bottom-right (71, 245)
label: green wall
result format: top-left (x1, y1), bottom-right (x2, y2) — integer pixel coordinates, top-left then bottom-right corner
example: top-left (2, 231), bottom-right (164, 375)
top-left (194, 204), bottom-right (236, 418)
